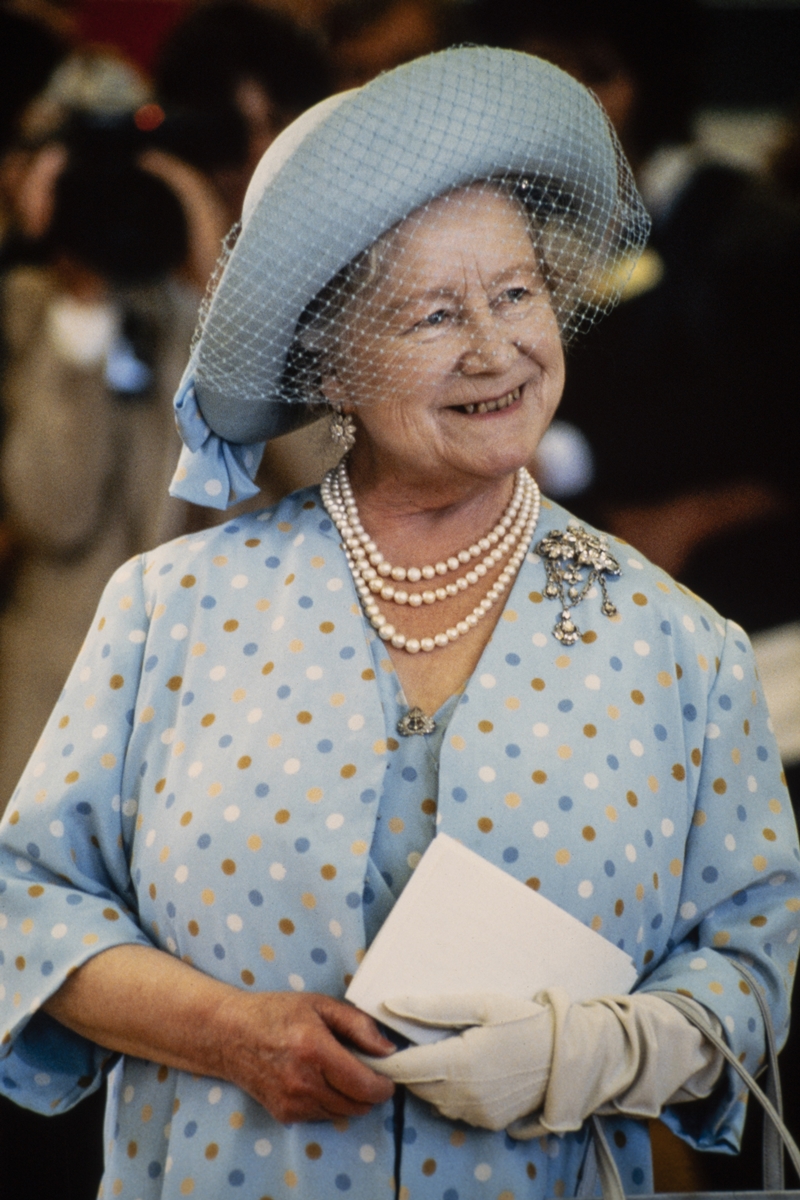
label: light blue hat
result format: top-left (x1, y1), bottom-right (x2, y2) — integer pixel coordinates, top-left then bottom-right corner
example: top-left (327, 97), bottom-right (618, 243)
top-left (170, 46), bottom-right (649, 509)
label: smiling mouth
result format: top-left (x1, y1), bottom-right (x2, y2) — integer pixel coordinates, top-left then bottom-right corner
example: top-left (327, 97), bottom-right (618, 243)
top-left (453, 386), bottom-right (522, 415)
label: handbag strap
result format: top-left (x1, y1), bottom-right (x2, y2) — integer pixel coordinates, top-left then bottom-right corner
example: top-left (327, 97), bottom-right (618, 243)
top-left (732, 961), bottom-right (784, 1191)
top-left (591, 976), bottom-right (800, 1200)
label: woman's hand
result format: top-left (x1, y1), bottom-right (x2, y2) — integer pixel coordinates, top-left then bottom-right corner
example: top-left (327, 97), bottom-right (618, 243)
top-left (44, 943), bottom-right (394, 1123)
top-left (218, 989), bottom-right (396, 1122)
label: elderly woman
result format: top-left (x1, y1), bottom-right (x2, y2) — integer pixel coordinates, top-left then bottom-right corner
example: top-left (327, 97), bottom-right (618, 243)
top-left (0, 48), bottom-right (797, 1200)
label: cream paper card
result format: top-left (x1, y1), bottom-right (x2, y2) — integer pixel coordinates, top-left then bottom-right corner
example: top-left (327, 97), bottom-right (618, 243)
top-left (346, 833), bottom-right (638, 1043)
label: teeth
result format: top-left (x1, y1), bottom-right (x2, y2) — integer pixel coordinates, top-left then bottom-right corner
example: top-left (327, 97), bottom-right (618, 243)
top-left (459, 386), bottom-right (521, 415)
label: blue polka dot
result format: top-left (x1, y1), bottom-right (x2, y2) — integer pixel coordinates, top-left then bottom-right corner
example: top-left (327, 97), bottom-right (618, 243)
top-left (748, 1017), bottom-right (757, 1032)
top-left (181, 692), bottom-right (194, 707)
top-left (764, 943), bottom-right (773, 958)
top-left (298, 596), bottom-right (314, 609)
top-left (757, 745), bottom-right (769, 761)
top-left (65, 893), bottom-right (83, 906)
top-left (610, 656), bottom-right (623, 671)
top-left (360, 788), bottom-right (377, 803)
top-left (158, 563), bottom-right (173, 576)
top-left (735, 639), bottom-right (747, 653)
top-left (701, 617), bottom-right (710, 632)
top-left (148, 1162), bottom-right (162, 1179)
top-left (213, 944), bottom-right (226, 960)
top-left (452, 787), bottom-right (467, 803)
top-left (243, 643), bottom-right (258, 656)
top-left (718, 694), bottom-right (732, 711)
top-left (311, 948), bottom-right (328, 964)
top-left (229, 1171), bottom-right (245, 1187)
top-left (653, 724), bottom-right (668, 741)
top-left (2, 1076), bottom-right (18, 1090)
top-left (505, 653), bottom-right (520, 666)
top-left (632, 1168), bottom-right (645, 1186)
top-left (660, 620), bottom-right (672, 636)
top-left (277, 685), bottom-right (291, 699)
top-left (265, 556), bottom-right (280, 568)
top-left (651, 913), bottom-right (663, 929)
top-left (41, 961), bottom-right (53, 976)
top-left (144, 655), bottom-right (159, 672)
top-left (339, 646), bottom-right (356, 660)
top-left (559, 795), bottom-right (573, 811)
top-left (126, 708), bottom-right (135, 725)
top-left (558, 699), bottom-right (573, 712)
top-left (317, 739), bottom-right (333, 753)
top-left (383, 1117), bottom-right (395, 1133)
top-left (503, 847), bottom-right (519, 863)
top-left (402, 1126), bottom-right (417, 1144)
top-left (401, 766), bottom-right (418, 782)
top-left (101, 644), bottom-right (111, 659)
top-left (184, 1121), bottom-right (197, 1138)
top-left (295, 838), bottom-right (310, 853)
top-left (346, 892), bottom-right (361, 909)
top-left (737, 805), bottom-right (748, 822)
top-left (318, 518), bottom-right (332, 532)
top-left (139, 761), bottom-right (148, 778)
top-left (682, 704), bottom-right (697, 722)
top-left (381, 871), bottom-right (393, 889)
top-left (248, 890), bottom-right (264, 907)
top-left (224, 523), bottom-right (240, 534)
top-left (604, 860), bottom-right (616, 877)
top-left (335, 1175), bottom-right (352, 1191)
top-left (200, 595), bottom-right (216, 609)
top-left (26, 842), bottom-right (40, 859)
top-left (166, 902), bottom-right (176, 919)
top-left (606, 755), bottom-right (619, 770)
top-left (76, 802), bottom-right (92, 816)
top-left (644, 830), bottom-right (653, 848)
top-left (255, 784), bottom-right (269, 798)
top-left (505, 744), bottom-right (521, 758)
top-left (443, 1191), bottom-right (459, 1200)
top-left (165, 793), bottom-right (176, 809)
top-left (732, 889), bottom-right (748, 906)
top-left (218, 735), bottom-right (233, 748)
top-left (197, 834), bottom-right (211, 849)
top-left (702, 866), bottom-right (719, 884)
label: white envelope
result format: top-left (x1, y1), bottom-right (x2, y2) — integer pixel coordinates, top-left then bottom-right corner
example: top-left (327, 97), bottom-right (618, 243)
top-left (346, 833), bottom-right (638, 1043)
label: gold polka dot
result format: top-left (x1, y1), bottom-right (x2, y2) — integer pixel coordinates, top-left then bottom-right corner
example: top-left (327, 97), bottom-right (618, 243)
top-left (388, 817), bottom-right (405, 833)
top-left (341, 763), bottom-right (357, 778)
top-left (451, 734), bottom-right (466, 750)
top-left (180, 811), bottom-right (193, 826)
top-left (232, 688), bottom-right (246, 703)
top-left (139, 706), bottom-right (155, 724)
top-left (320, 864), bottom-right (336, 880)
top-left (421, 798), bottom-right (436, 815)
top-left (712, 778), bottom-right (727, 794)
top-left (15, 956), bottom-right (26, 970)
top-left (8, 810), bottom-right (19, 824)
top-left (201, 890), bottom-right (214, 906)
top-left (101, 753), bottom-right (116, 769)
top-left (330, 693), bottom-right (346, 707)
top-left (643, 949), bottom-right (654, 965)
top-left (607, 704), bottom-right (620, 720)
top-left (591, 915), bottom-right (603, 931)
top-left (64, 771), bottom-right (79, 784)
top-left (583, 724), bottom-right (597, 738)
top-left (648, 775), bottom-right (659, 793)
top-left (528, 591), bottom-right (543, 603)
top-left (240, 970), bottom-right (255, 987)
top-left (713, 931), bottom-right (731, 946)
top-left (387, 738), bottom-right (399, 751)
top-left (113, 1182), bottom-right (124, 1197)
top-left (582, 826), bottom-right (596, 841)
top-left (59, 715), bottom-right (69, 729)
top-left (422, 1159), bottom-right (437, 1176)
top-left (652, 873), bottom-right (659, 890)
top-left (275, 809), bottom-right (290, 824)
top-left (157, 1065), bottom-right (169, 1082)
top-left (307, 787), bottom-right (323, 803)
top-left (141, 1105), bottom-right (153, 1122)
top-left (526, 877), bottom-right (541, 891)
top-left (635, 883), bottom-right (645, 901)
top-left (505, 792), bottom-right (521, 808)
top-left (605, 806), bottom-right (618, 821)
top-left (709, 981), bottom-right (724, 995)
top-left (477, 817), bottom-right (493, 833)
top-left (284, 572), bottom-right (295, 584)
top-left (351, 840), bottom-right (368, 855)
top-left (267, 733), bottom-right (282, 748)
top-left (750, 915), bottom-right (767, 928)
top-left (180, 575), bottom-right (196, 589)
top-left (204, 1143), bottom-right (218, 1160)
top-left (632, 592), bottom-right (648, 606)
top-left (159, 846), bottom-right (170, 863)
top-left (295, 711), bottom-right (313, 726)
top-left (478, 720), bottom-right (493, 733)
top-left (557, 744), bottom-right (572, 760)
top-left (256, 598), bottom-right (270, 612)
top-left (731, 747), bottom-right (741, 765)
top-left (657, 671), bottom-right (673, 687)
top-left (285, 1171), bottom-right (298, 1188)
top-left (245, 538), bottom-right (261, 548)
top-left (763, 828), bottom-right (777, 842)
top-left (555, 848), bottom-right (570, 865)
top-left (769, 797), bottom-right (782, 814)
top-left (614, 899), bottom-right (624, 916)
top-left (279, 918), bottom-right (295, 934)
top-left (301, 892), bottom-right (317, 909)
top-left (213, 555), bottom-right (228, 567)
top-left (670, 858), bottom-right (683, 877)
top-left (188, 919), bottom-right (200, 937)
top-left (310, 554), bottom-right (324, 566)
top-left (581, 630), bottom-right (597, 644)
top-left (260, 944), bottom-right (275, 961)
top-left (502, 609), bottom-right (518, 623)
top-left (223, 619), bottom-right (239, 632)
top-left (305, 1142), bottom-right (323, 1160)
top-left (532, 770), bottom-right (547, 784)
top-left (626, 790), bottom-right (638, 807)
top-left (262, 661), bottom-right (274, 675)
top-left (505, 696), bottom-right (520, 710)
top-left (630, 689), bottom-right (645, 705)
top-left (28, 885), bottom-right (44, 898)
top-left (221, 859), bottom-right (236, 875)
top-left (237, 755), bottom-right (252, 769)
top-left (555, 655), bottom-right (570, 669)
top-left (247, 835), bottom-right (262, 851)
top-left (109, 675), bottom-right (124, 690)
top-left (289, 639), bottom-right (303, 653)
top-left (361, 668), bottom-right (375, 681)
top-left (672, 764), bottom-right (686, 781)
top-left (527, 1162), bottom-right (538, 1180)
top-left (693, 810), bottom-right (707, 826)
top-left (201, 713), bottom-right (215, 727)
top-left (743, 719), bottom-right (751, 736)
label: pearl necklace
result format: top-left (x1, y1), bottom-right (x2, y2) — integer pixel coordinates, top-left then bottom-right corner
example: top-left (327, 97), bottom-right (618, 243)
top-left (321, 463), bottom-right (541, 654)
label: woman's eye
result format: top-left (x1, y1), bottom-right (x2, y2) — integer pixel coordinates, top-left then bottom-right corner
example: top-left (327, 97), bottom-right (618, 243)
top-left (422, 308), bottom-right (449, 327)
top-left (502, 287), bottom-right (530, 303)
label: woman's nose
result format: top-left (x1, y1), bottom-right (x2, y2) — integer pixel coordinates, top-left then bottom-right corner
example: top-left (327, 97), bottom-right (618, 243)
top-left (457, 311), bottom-right (518, 375)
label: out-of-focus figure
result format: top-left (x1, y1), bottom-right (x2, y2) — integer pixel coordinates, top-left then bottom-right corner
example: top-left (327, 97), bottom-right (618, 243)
top-left (325, 0), bottom-right (461, 91)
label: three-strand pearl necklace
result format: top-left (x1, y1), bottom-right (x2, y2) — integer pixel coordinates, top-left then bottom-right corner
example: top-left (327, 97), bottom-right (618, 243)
top-left (321, 460), bottom-right (541, 654)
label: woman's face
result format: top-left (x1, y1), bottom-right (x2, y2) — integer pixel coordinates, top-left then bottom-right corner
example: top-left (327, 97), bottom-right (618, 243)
top-left (323, 186), bottom-right (565, 489)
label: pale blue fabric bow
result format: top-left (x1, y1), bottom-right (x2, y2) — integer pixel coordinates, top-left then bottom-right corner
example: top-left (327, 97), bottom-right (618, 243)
top-left (168, 371), bottom-right (265, 510)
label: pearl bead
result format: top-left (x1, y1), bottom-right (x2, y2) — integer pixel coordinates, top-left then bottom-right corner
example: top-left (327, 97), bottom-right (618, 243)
top-left (369, 551), bottom-right (384, 565)
top-left (371, 614), bottom-right (386, 627)
top-left (457, 549), bottom-right (471, 564)
top-left (394, 590), bottom-right (408, 604)
top-left (408, 593), bottom-right (423, 607)
top-left (456, 577), bottom-right (468, 591)
top-left (456, 620), bottom-right (470, 635)
top-left (469, 544), bottom-right (481, 557)
top-left (421, 637), bottom-right (435, 652)
top-left (422, 591), bottom-right (436, 604)
top-left (475, 564), bottom-right (487, 577)
top-left (406, 567), bottom-right (421, 583)
top-left (445, 583), bottom-right (458, 597)
top-left (391, 633), bottom-right (407, 649)
top-left (465, 613), bottom-right (478, 627)
top-left (465, 571), bottom-right (478, 585)
top-left (377, 562), bottom-right (392, 576)
top-left (447, 627), bottom-right (459, 641)
top-left (447, 556), bottom-right (459, 572)
top-left (434, 633), bottom-right (449, 647)
top-left (405, 638), bottom-right (421, 654)
top-left (379, 624), bottom-right (395, 640)
top-left (435, 588), bottom-right (447, 601)
top-left (369, 579), bottom-right (383, 592)
top-left (435, 562), bottom-right (448, 575)
top-left (391, 566), bottom-right (406, 581)
top-left (380, 585), bottom-right (395, 600)
top-left (422, 565), bottom-right (436, 579)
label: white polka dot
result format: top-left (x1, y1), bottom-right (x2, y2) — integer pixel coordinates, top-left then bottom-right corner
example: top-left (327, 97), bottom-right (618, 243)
top-left (128, 630), bottom-right (146, 644)
top-left (161, 728), bottom-right (176, 745)
top-left (627, 558), bottom-right (644, 570)
top-left (788, 929), bottom-right (798, 945)
top-left (271, 616), bottom-right (285, 631)
top-left (583, 773), bottom-right (599, 790)
top-left (91, 724), bottom-right (108, 740)
top-left (533, 820), bottom-right (549, 838)
top-left (49, 821), bottom-right (64, 838)
top-left (247, 708), bottom-right (262, 724)
top-left (706, 723), bottom-right (720, 739)
top-left (715, 621), bottom-right (725, 636)
top-left (475, 1164), bottom-right (492, 1182)
top-left (633, 640), bottom-right (650, 657)
top-left (292, 533), bottom-right (305, 547)
top-left (532, 632), bottom-right (547, 648)
top-left (680, 901), bottom-right (697, 920)
top-left (34, 1073), bottom-right (51, 1087)
top-left (732, 664), bottom-right (744, 681)
top-left (326, 813), bottom-right (345, 830)
top-left (254, 1139), bottom-right (272, 1157)
top-left (123, 1085), bottom-right (135, 1104)
top-left (209, 665), bottom-right (226, 681)
top-left (188, 761), bottom-right (203, 778)
top-left (585, 674), bottom-right (601, 690)
top-left (479, 674), bottom-right (496, 689)
top-left (269, 863), bottom-right (286, 880)
top-left (14, 859), bottom-right (32, 874)
top-left (478, 766), bottom-right (496, 782)
top-left (329, 920), bottom-right (342, 937)
top-left (748, 776), bottom-right (758, 793)
top-left (146, 829), bottom-right (156, 848)
top-left (359, 1144), bottom-right (376, 1163)
top-left (689, 957), bottom-right (707, 971)
top-left (51, 923), bottom-right (68, 939)
top-left (171, 624), bottom-right (189, 641)
top-left (770, 874), bottom-right (787, 887)
top-left (625, 843), bottom-right (637, 863)
top-left (174, 865), bottom-right (189, 884)
top-left (166, 937), bottom-right (177, 953)
top-left (208, 1086), bottom-right (223, 1104)
top-left (79, 667), bottom-right (91, 683)
top-left (725, 1016), bottom-right (735, 1034)
top-left (33, 762), bottom-right (46, 777)
top-left (661, 819), bottom-right (674, 837)
top-left (348, 714), bottom-right (365, 731)
top-left (306, 665), bottom-right (323, 680)
top-left (578, 880), bottom-right (594, 899)
top-left (223, 806), bottom-right (240, 823)
top-left (122, 799), bottom-right (138, 817)
top-left (231, 574), bottom-right (248, 589)
top-left (284, 758), bottom-right (301, 775)
top-left (407, 851), bottom-right (422, 870)
top-left (288, 974), bottom-right (305, 991)
top-left (204, 479), bottom-right (223, 497)
top-left (682, 615), bottom-right (696, 633)
top-left (111, 795), bottom-right (121, 812)
top-left (226, 914), bottom-right (243, 933)
top-left (725, 834), bottom-right (737, 851)
top-left (533, 723), bottom-right (549, 737)
top-left (326, 578), bottom-right (344, 592)
top-left (629, 739), bottom-right (644, 757)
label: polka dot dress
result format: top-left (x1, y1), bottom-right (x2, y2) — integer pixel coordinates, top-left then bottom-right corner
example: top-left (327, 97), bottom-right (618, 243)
top-left (1, 488), bottom-right (798, 1200)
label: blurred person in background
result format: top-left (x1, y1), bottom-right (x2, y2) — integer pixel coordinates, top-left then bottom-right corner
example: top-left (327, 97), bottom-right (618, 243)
top-left (324, 0), bottom-right (462, 91)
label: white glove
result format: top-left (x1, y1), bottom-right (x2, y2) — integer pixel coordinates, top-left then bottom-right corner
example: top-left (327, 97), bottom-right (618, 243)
top-left (362, 989), bottom-right (723, 1137)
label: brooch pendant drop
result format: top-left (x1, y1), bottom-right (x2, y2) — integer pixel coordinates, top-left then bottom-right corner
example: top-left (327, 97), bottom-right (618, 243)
top-left (536, 526), bottom-right (621, 644)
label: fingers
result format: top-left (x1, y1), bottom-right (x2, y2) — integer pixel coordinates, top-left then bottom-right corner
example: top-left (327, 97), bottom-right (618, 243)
top-left (384, 992), bottom-right (544, 1027)
top-left (364, 1039), bottom-right (454, 1086)
top-left (317, 994), bottom-right (396, 1056)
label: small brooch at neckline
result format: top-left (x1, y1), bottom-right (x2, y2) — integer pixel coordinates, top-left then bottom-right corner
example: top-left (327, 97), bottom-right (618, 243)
top-left (536, 525), bottom-right (621, 645)
top-left (397, 707), bottom-right (437, 737)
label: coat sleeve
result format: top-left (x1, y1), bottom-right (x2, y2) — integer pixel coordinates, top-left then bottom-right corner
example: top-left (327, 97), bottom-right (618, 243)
top-left (0, 554), bottom-right (155, 1114)
top-left (637, 618), bottom-right (800, 1153)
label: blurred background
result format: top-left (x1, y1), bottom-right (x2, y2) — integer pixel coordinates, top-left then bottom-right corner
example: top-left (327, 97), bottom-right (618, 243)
top-left (0, 0), bottom-right (798, 1195)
